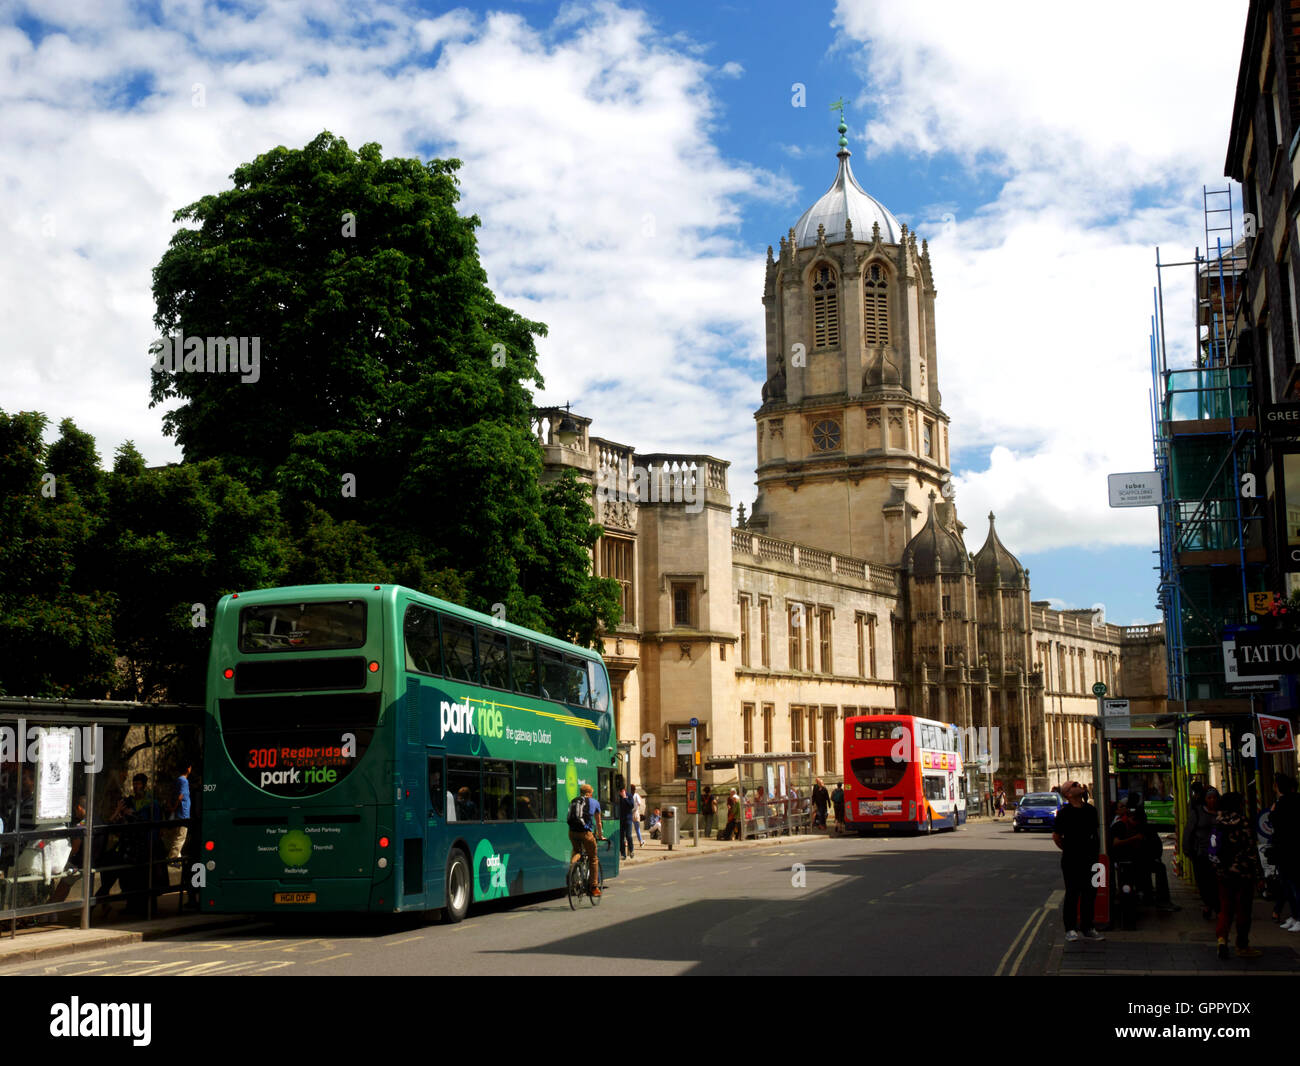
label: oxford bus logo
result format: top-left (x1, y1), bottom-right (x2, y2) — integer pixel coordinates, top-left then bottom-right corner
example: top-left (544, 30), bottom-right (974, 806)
top-left (440, 700), bottom-right (504, 741)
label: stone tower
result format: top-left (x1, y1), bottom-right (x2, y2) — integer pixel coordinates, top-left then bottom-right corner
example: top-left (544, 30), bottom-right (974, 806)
top-left (749, 121), bottom-right (951, 564)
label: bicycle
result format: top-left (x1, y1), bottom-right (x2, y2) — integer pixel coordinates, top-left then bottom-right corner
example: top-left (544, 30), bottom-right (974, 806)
top-left (567, 836), bottom-right (605, 909)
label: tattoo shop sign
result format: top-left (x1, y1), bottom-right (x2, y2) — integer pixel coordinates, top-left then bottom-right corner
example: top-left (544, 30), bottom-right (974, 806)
top-left (1233, 630), bottom-right (1300, 676)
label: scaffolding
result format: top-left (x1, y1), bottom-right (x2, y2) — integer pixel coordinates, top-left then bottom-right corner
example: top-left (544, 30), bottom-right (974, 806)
top-left (1151, 185), bottom-right (1265, 828)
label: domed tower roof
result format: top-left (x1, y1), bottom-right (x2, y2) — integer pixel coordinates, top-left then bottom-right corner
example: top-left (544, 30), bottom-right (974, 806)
top-left (903, 494), bottom-right (968, 576)
top-left (792, 128), bottom-right (903, 248)
top-left (973, 512), bottom-right (1027, 587)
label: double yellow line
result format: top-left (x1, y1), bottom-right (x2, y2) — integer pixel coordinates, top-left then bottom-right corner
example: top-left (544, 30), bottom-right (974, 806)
top-left (995, 889), bottom-right (1063, 975)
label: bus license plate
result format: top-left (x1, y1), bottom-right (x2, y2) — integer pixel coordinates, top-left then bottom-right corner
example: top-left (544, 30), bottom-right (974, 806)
top-left (274, 892), bottom-right (316, 904)
top-left (874, 823), bottom-right (889, 829)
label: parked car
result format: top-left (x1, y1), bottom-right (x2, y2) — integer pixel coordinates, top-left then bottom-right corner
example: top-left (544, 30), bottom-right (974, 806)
top-left (1013, 792), bottom-right (1065, 832)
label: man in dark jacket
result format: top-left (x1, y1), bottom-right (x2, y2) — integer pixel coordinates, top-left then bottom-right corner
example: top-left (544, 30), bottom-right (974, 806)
top-left (1052, 782), bottom-right (1104, 943)
top-left (811, 779), bottom-right (830, 829)
top-left (1183, 784), bottom-right (1219, 919)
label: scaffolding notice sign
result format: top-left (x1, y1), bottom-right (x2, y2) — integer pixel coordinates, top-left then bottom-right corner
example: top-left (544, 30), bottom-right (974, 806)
top-left (1108, 471), bottom-right (1160, 507)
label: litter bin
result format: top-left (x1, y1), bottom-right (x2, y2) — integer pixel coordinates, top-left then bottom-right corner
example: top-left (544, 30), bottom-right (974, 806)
top-left (662, 805), bottom-right (679, 851)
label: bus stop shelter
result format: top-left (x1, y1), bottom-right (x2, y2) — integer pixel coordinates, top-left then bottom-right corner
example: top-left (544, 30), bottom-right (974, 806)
top-left (703, 753), bottom-right (815, 839)
top-left (0, 697), bottom-right (202, 937)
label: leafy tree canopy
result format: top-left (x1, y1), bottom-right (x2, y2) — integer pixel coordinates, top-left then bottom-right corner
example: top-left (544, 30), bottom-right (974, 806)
top-left (149, 132), bottom-right (618, 642)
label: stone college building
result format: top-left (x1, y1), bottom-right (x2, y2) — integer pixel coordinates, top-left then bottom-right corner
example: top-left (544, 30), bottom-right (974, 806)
top-left (534, 129), bottom-right (1166, 809)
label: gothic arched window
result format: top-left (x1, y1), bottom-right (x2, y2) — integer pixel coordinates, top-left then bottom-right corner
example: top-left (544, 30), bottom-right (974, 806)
top-left (811, 264), bottom-right (839, 349)
top-left (863, 262), bottom-right (889, 347)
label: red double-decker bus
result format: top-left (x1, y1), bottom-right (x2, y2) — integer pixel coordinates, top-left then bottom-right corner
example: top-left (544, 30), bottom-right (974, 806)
top-left (843, 713), bottom-right (965, 834)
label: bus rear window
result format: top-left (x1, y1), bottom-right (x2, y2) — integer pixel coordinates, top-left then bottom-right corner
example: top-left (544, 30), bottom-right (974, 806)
top-left (240, 601), bottom-right (367, 653)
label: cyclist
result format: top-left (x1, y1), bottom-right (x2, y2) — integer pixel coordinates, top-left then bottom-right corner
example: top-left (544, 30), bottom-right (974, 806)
top-left (568, 782), bottom-right (603, 897)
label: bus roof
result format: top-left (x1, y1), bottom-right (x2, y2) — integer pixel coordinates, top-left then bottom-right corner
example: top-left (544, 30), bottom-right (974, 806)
top-left (219, 584), bottom-right (605, 663)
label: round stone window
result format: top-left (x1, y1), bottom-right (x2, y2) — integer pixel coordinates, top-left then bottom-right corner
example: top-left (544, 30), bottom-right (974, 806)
top-left (811, 419), bottom-right (841, 451)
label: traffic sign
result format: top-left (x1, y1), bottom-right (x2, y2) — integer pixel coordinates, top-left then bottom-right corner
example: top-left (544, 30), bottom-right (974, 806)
top-left (689, 717), bottom-right (699, 727)
top-left (1092, 682), bottom-right (1107, 697)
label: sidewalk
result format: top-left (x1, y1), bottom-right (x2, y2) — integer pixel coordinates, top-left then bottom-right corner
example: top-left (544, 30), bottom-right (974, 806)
top-left (0, 908), bottom-right (256, 967)
top-left (1049, 867), bottom-right (1300, 976)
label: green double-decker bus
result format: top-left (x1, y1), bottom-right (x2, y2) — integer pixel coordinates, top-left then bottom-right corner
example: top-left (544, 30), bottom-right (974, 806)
top-left (201, 583), bottom-right (621, 918)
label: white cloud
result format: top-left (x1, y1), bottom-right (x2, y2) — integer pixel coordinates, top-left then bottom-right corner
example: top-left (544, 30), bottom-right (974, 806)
top-left (717, 60), bottom-right (743, 78)
top-left (2, 1), bottom-right (777, 477)
top-left (833, 0), bottom-right (1246, 554)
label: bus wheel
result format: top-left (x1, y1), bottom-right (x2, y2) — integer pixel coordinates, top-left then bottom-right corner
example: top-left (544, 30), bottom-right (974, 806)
top-left (442, 848), bottom-right (471, 924)
top-left (926, 814), bottom-right (933, 835)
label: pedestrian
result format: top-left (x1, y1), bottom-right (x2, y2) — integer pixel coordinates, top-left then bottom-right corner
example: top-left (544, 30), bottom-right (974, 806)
top-left (722, 788), bottom-right (741, 841)
top-left (995, 788), bottom-right (1007, 819)
top-left (1051, 781), bottom-right (1104, 943)
top-left (1184, 783), bottom-right (1218, 919)
top-left (632, 784), bottom-right (646, 847)
top-left (618, 786), bottom-right (637, 860)
top-left (1211, 791), bottom-right (1264, 959)
top-left (648, 807), bottom-right (662, 840)
top-left (1269, 774), bottom-right (1300, 931)
top-left (161, 764), bottom-right (192, 863)
top-left (1125, 792), bottom-right (1177, 911)
top-left (701, 786), bottom-right (717, 837)
top-left (811, 778), bottom-right (830, 830)
top-left (831, 780), bottom-right (846, 834)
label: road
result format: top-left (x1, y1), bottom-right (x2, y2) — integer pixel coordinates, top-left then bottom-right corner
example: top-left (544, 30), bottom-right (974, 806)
top-left (2, 819), bottom-right (1065, 976)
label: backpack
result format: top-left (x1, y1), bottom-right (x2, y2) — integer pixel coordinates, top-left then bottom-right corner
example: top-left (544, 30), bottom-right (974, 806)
top-left (567, 795), bottom-right (590, 832)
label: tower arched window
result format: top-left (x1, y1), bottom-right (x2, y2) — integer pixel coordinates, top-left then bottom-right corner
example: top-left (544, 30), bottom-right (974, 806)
top-left (811, 264), bottom-right (839, 349)
top-left (863, 262), bottom-right (889, 347)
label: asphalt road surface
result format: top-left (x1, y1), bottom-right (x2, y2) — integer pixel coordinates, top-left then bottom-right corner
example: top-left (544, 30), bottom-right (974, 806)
top-left (2, 819), bottom-right (1065, 976)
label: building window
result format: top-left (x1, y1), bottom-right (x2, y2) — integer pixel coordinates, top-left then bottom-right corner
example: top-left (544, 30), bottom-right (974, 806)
top-left (789, 603), bottom-right (803, 671)
top-left (599, 536), bottom-right (634, 626)
top-left (856, 612), bottom-right (867, 677)
top-left (738, 594), bottom-right (751, 667)
top-left (822, 707), bottom-right (836, 772)
top-left (923, 420), bottom-right (934, 458)
top-left (863, 262), bottom-right (889, 346)
top-left (672, 583), bottom-right (694, 628)
top-left (743, 703), bottom-right (754, 755)
top-left (812, 264), bottom-right (840, 349)
top-left (811, 418), bottom-right (841, 452)
top-left (759, 597), bottom-right (771, 667)
top-left (944, 644), bottom-right (956, 666)
top-left (808, 710), bottom-right (818, 772)
top-left (762, 703), bottom-right (774, 753)
top-left (818, 608), bottom-right (832, 674)
top-left (941, 594), bottom-right (951, 613)
top-left (791, 706), bottom-right (805, 754)
top-left (805, 605), bottom-right (815, 674)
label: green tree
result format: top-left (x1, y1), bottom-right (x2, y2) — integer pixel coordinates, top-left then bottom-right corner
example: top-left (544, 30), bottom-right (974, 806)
top-left (149, 131), bottom-right (618, 643)
top-left (98, 448), bottom-right (293, 702)
top-left (0, 411), bottom-right (117, 697)
top-left (525, 470), bottom-right (622, 648)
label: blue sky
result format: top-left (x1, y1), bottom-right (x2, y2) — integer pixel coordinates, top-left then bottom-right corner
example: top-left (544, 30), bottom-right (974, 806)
top-left (1, 0), bottom-right (1251, 624)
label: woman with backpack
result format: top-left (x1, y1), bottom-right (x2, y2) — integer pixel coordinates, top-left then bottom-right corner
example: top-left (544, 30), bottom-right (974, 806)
top-left (1212, 791), bottom-right (1264, 959)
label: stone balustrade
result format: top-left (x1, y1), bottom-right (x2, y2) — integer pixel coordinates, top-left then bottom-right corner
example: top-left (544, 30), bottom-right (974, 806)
top-left (731, 528), bottom-right (901, 594)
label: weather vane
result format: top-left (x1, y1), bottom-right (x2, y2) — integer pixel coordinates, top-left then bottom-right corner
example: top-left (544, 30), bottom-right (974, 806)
top-left (829, 98), bottom-right (848, 149)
